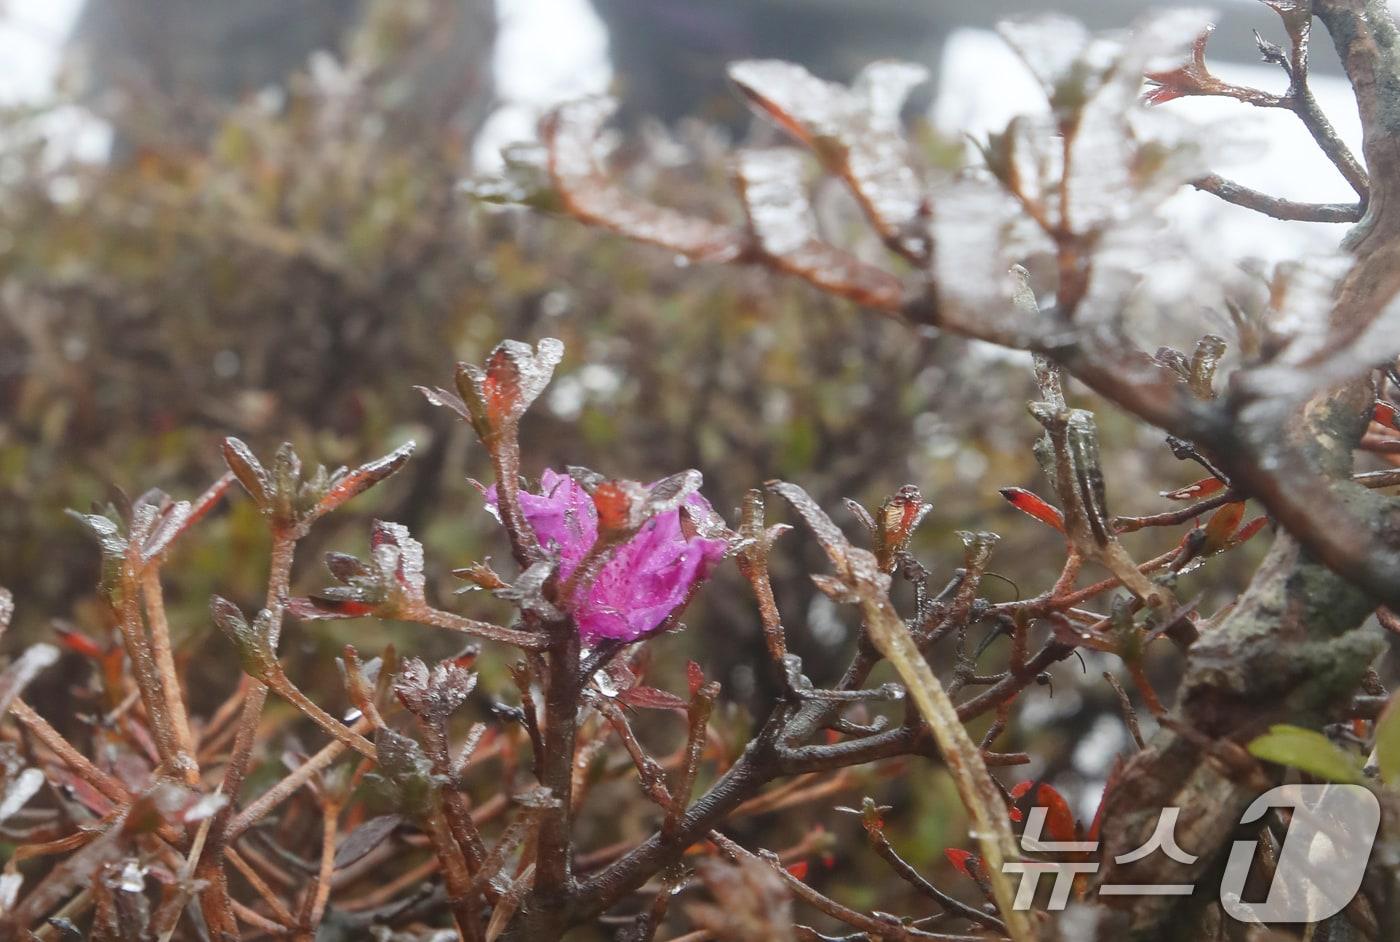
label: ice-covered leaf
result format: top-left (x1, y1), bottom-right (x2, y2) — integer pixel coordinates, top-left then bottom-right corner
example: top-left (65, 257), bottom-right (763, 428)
top-left (810, 573), bottom-right (859, 605)
top-left (616, 685), bottom-right (687, 712)
top-left (221, 437), bottom-right (271, 510)
top-left (415, 384), bottom-right (471, 421)
top-left (314, 441), bottom-right (415, 518)
top-left (210, 597), bottom-right (277, 681)
top-left (767, 480), bottom-right (852, 577)
top-left (997, 14), bottom-right (1094, 114)
top-left (540, 98), bottom-right (744, 262)
top-left (1069, 10), bottom-right (1214, 234)
top-left (287, 596), bottom-right (376, 621)
top-left (734, 149), bottom-right (903, 311)
top-left (0, 768), bottom-right (43, 824)
top-left (66, 511), bottom-right (127, 561)
top-left (395, 657), bottom-right (477, 720)
top-left (0, 644), bottom-right (59, 718)
top-left (687, 661), bottom-right (706, 698)
top-left (931, 176), bottom-right (1051, 331)
top-left (367, 729), bottom-right (440, 817)
top-left (326, 552), bottom-right (371, 583)
top-left (137, 499), bottom-right (191, 564)
top-left (462, 141), bottom-right (561, 211)
top-left (728, 59), bottom-right (928, 257)
top-left (370, 520), bottom-right (427, 601)
top-left (642, 470), bottom-right (703, 515)
top-left (493, 555), bottom-right (562, 619)
top-left (455, 338), bottom-right (565, 436)
top-left (134, 474), bottom-right (233, 563)
top-left (872, 485), bottom-right (932, 570)
top-left (1188, 334), bottom-right (1227, 399)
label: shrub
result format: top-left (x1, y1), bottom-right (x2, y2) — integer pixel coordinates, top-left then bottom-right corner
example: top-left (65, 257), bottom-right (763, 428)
top-left (6, 3), bottom-right (1400, 941)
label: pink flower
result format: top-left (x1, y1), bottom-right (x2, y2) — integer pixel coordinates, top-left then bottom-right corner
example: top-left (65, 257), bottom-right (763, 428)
top-left (488, 469), bottom-right (727, 642)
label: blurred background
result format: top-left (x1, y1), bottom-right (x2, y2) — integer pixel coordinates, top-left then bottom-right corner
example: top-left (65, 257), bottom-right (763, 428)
top-left (0, 0), bottom-right (1369, 931)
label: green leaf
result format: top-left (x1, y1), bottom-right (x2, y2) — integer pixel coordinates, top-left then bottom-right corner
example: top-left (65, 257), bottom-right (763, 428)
top-left (1373, 698), bottom-right (1400, 785)
top-left (1247, 725), bottom-right (1363, 784)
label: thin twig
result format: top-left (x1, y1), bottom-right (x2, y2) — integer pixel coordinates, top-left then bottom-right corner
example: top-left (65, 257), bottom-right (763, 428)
top-left (1103, 671), bottom-right (1147, 750)
top-left (1191, 174), bottom-right (1361, 222)
top-left (142, 568), bottom-right (199, 782)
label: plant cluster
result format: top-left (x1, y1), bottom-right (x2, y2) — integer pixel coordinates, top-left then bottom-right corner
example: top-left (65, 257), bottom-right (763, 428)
top-left (6, 2), bottom-right (1400, 941)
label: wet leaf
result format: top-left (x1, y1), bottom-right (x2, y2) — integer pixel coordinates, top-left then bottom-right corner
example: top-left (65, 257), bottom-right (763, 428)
top-left (1248, 724), bottom-right (1363, 783)
top-left (1025, 783), bottom-right (1078, 843)
top-left (1374, 400), bottom-right (1400, 432)
top-left (54, 625), bottom-right (103, 659)
top-left (945, 848), bottom-right (985, 882)
top-left (1201, 501), bottom-right (1247, 555)
top-left (998, 487), bottom-right (1067, 533)
top-left (1160, 477), bottom-right (1226, 501)
top-left (1224, 516), bottom-right (1269, 549)
top-left (687, 661), bottom-right (706, 698)
top-left (1375, 697), bottom-right (1400, 785)
top-left (334, 814), bottom-right (404, 869)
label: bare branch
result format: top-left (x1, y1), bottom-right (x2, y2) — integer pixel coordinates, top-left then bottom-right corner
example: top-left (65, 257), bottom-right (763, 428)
top-left (1191, 174), bottom-right (1362, 222)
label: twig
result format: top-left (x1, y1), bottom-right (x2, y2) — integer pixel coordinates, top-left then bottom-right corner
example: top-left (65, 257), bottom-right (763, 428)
top-left (1191, 174), bottom-right (1361, 222)
top-left (1104, 671), bottom-right (1147, 750)
top-left (299, 798), bottom-right (340, 936)
top-left (866, 822), bottom-right (1007, 933)
top-left (142, 569), bottom-right (199, 781)
top-left (709, 833), bottom-right (999, 942)
top-left (229, 716), bottom-right (374, 841)
top-left (9, 699), bottom-right (130, 805)
top-left (400, 602), bottom-right (549, 650)
top-left (197, 529), bottom-right (297, 937)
